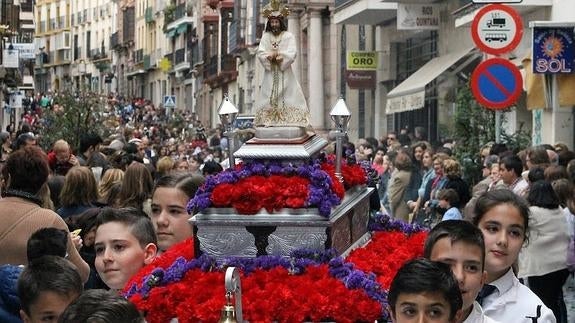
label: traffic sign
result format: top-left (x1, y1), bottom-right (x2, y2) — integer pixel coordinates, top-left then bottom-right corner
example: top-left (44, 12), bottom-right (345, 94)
top-left (471, 57), bottom-right (523, 110)
top-left (164, 95), bottom-right (176, 108)
top-left (471, 4), bottom-right (523, 55)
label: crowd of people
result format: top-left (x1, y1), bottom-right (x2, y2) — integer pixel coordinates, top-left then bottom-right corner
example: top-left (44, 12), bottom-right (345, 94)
top-left (0, 91), bottom-right (573, 322)
top-left (359, 128), bottom-right (574, 323)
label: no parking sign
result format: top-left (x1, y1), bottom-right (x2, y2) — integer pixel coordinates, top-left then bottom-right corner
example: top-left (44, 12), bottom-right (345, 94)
top-left (471, 58), bottom-right (523, 110)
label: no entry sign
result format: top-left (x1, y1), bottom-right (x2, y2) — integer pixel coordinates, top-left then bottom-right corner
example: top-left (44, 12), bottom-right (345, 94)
top-left (471, 57), bottom-right (523, 109)
top-left (471, 4), bottom-right (523, 55)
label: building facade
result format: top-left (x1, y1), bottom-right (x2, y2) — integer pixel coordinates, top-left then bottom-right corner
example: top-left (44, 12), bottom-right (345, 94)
top-left (334, 0), bottom-right (574, 147)
top-left (34, 0), bottom-right (116, 94)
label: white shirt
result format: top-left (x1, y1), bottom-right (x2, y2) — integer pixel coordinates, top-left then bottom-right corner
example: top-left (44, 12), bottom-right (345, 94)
top-left (482, 269), bottom-right (556, 323)
top-left (462, 302), bottom-right (500, 323)
top-left (518, 206), bottom-right (569, 278)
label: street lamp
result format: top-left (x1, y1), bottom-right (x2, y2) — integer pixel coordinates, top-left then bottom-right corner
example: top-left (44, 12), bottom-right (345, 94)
top-left (218, 94), bottom-right (238, 168)
top-left (329, 96), bottom-right (351, 183)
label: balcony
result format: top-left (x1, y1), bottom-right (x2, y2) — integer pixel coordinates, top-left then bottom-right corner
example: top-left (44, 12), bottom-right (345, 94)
top-left (110, 32), bottom-right (119, 48)
top-left (35, 52), bottom-right (49, 68)
top-left (145, 7), bottom-right (154, 23)
top-left (134, 49), bottom-right (144, 64)
top-left (89, 48), bottom-right (99, 59)
top-left (123, 7), bottom-right (135, 44)
top-left (174, 3), bottom-right (186, 20)
top-left (221, 54), bottom-right (236, 73)
top-left (204, 54), bottom-right (237, 88)
top-left (173, 48), bottom-right (190, 72)
top-left (175, 48), bottom-right (185, 64)
top-left (150, 49), bottom-right (161, 66)
top-left (91, 48), bottom-right (110, 61)
top-left (228, 20), bottom-right (247, 54)
top-left (144, 54), bottom-right (155, 70)
top-left (56, 50), bottom-right (71, 65)
top-left (165, 3), bottom-right (193, 31)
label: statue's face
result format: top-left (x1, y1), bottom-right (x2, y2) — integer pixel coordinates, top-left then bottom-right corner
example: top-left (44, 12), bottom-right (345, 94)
top-left (270, 18), bottom-right (281, 34)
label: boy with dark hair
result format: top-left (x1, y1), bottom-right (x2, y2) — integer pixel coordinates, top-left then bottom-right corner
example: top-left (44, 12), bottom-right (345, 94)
top-left (59, 289), bottom-right (144, 323)
top-left (424, 220), bottom-right (499, 323)
top-left (27, 228), bottom-right (68, 261)
top-left (0, 227), bottom-right (74, 322)
top-left (388, 258), bottom-right (463, 323)
top-left (94, 207), bottom-right (157, 290)
top-left (17, 256), bottom-right (83, 323)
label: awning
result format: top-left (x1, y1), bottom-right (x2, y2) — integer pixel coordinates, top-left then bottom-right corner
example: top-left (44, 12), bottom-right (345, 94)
top-left (386, 46), bottom-right (477, 115)
top-left (176, 24), bottom-right (188, 34)
top-left (166, 29), bottom-right (177, 38)
top-left (125, 69), bottom-right (146, 77)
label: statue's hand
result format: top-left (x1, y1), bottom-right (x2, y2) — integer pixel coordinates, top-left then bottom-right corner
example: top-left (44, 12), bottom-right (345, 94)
top-left (275, 55), bottom-right (283, 63)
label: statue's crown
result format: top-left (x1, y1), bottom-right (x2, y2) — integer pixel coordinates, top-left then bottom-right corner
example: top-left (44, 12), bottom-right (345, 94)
top-left (262, 0), bottom-right (290, 18)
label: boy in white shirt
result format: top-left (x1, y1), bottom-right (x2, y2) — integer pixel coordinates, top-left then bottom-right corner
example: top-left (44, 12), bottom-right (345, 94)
top-left (424, 220), bottom-right (499, 323)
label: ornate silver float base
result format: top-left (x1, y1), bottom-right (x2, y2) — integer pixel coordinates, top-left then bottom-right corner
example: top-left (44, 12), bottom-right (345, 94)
top-left (191, 187), bottom-right (374, 260)
top-left (233, 133), bottom-right (328, 161)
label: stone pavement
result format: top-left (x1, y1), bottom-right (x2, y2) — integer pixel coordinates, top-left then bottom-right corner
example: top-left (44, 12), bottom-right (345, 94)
top-left (565, 273), bottom-right (574, 323)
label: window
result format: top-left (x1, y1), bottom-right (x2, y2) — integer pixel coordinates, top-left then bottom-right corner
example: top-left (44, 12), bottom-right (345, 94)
top-left (86, 31), bottom-right (91, 57)
top-left (394, 31), bottom-right (438, 142)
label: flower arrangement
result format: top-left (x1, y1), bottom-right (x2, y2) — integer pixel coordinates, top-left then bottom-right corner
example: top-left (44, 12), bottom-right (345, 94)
top-left (124, 214), bottom-right (427, 322)
top-left (187, 158), bottom-right (368, 217)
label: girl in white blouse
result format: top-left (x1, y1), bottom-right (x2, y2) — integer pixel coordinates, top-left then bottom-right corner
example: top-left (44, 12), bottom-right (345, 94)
top-left (472, 189), bottom-right (556, 323)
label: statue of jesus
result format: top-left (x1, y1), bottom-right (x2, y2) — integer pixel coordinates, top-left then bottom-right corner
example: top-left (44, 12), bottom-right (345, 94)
top-left (254, 0), bottom-right (311, 131)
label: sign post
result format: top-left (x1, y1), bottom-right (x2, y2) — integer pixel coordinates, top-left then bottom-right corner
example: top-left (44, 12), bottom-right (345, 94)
top-left (471, 4), bottom-right (523, 55)
top-left (164, 95), bottom-right (176, 117)
top-left (470, 57), bottom-right (523, 110)
top-left (164, 95), bottom-right (176, 108)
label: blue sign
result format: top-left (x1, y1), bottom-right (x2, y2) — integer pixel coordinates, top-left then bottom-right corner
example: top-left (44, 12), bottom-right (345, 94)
top-left (164, 95), bottom-right (176, 108)
top-left (533, 27), bottom-right (574, 74)
top-left (471, 58), bottom-right (523, 110)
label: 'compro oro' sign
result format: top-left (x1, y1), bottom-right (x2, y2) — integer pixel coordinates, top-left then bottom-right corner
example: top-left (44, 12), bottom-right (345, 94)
top-left (346, 51), bottom-right (378, 70)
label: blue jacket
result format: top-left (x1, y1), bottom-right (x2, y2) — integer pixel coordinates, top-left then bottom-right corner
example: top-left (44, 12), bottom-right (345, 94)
top-left (0, 265), bottom-right (23, 323)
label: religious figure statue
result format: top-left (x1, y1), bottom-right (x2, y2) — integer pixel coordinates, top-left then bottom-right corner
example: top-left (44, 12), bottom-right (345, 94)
top-left (254, 0), bottom-right (311, 131)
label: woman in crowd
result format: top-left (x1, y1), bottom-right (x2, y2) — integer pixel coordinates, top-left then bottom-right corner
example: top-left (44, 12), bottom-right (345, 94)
top-left (150, 173), bottom-right (205, 253)
top-left (189, 155), bottom-right (204, 175)
top-left (387, 149), bottom-right (413, 222)
top-left (410, 149), bottom-right (435, 225)
top-left (155, 156), bottom-right (174, 179)
top-left (173, 158), bottom-right (190, 173)
top-left (521, 180), bottom-right (570, 321)
top-left (115, 162), bottom-right (154, 215)
top-left (422, 154), bottom-right (449, 226)
top-left (371, 147), bottom-right (386, 176)
top-left (0, 146), bottom-right (89, 282)
top-left (97, 168), bottom-right (124, 205)
top-left (57, 166), bottom-right (101, 219)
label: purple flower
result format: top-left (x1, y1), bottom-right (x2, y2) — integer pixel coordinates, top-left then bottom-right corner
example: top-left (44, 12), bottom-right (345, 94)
top-left (185, 160), bottom-right (344, 217)
top-left (369, 213), bottom-right (427, 235)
